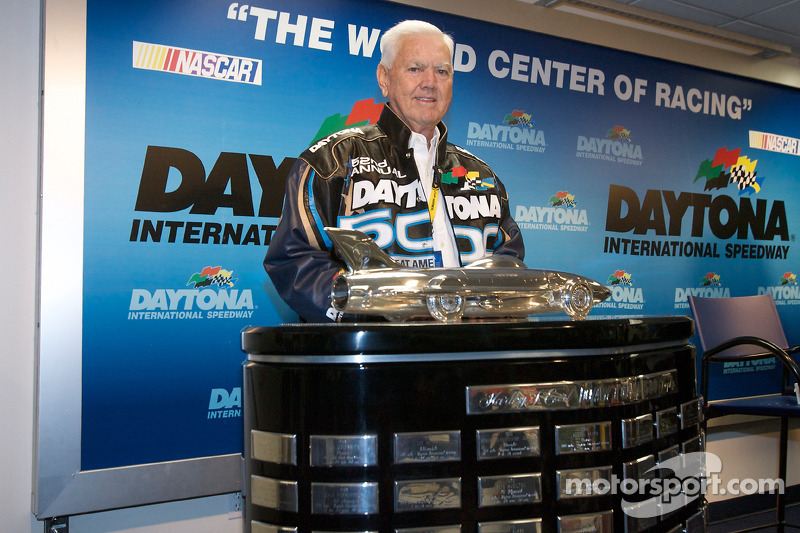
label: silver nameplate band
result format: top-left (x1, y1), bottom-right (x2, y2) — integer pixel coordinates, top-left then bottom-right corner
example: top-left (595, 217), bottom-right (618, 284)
top-left (558, 511), bottom-right (614, 533)
top-left (251, 430), bottom-right (297, 465)
top-left (557, 466), bottom-right (613, 499)
top-left (310, 435), bottom-right (377, 467)
top-left (622, 414), bottom-right (654, 448)
top-left (681, 399), bottom-right (702, 428)
top-left (395, 526), bottom-right (462, 533)
top-left (555, 422), bottom-right (612, 454)
top-left (395, 478), bottom-right (461, 512)
top-left (250, 475), bottom-right (298, 512)
top-left (479, 473), bottom-right (542, 507)
top-left (394, 431), bottom-right (461, 463)
top-left (657, 407), bottom-right (680, 438)
top-left (251, 522), bottom-right (298, 533)
top-left (310, 482), bottom-right (379, 515)
top-left (477, 427), bottom-right (540, 460)
top-left (466, 370), bottom-right (677, 414)
top-left (478, 519), bottom-right (542, 533)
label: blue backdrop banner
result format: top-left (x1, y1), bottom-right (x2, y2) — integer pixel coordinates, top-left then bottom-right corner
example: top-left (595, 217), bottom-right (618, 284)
top-left (82, 0), bottom-right (800, 469)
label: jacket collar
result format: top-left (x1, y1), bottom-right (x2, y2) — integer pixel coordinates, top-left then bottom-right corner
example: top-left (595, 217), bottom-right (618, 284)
top-left (377, 104), bottom-right (449, 164)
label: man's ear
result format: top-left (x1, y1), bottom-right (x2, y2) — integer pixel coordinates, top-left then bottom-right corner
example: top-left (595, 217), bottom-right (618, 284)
top-left (376, 64), bottom-right (389, 97)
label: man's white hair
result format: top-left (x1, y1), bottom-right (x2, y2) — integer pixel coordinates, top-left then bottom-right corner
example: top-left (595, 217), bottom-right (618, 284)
top-left (379, 20), bottom-right (454, 68)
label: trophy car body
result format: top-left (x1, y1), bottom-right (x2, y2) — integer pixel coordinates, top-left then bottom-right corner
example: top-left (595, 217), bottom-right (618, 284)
top-left (326, 227), bottom-right (611, 322)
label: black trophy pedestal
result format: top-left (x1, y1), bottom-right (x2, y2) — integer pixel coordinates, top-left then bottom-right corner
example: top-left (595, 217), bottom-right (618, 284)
top-left (241, 317), bottom-right (703, 533)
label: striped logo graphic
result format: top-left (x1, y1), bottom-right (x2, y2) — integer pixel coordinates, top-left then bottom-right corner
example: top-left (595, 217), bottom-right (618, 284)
top-left (132, 41), bottom-right (262, 85)
top-left (749, 130), bottom-right (800, 156)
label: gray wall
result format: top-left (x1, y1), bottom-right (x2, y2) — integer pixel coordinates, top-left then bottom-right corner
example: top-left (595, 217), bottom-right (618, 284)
top-left (3, 1), bottom-right (44, 532)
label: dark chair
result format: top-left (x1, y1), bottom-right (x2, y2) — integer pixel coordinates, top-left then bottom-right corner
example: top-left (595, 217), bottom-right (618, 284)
top-left (689, 294), bottom-right (800, 532)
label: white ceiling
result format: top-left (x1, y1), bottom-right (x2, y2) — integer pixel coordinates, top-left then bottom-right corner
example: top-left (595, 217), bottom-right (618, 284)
top-left (597, 0), bottom-right (800, 58)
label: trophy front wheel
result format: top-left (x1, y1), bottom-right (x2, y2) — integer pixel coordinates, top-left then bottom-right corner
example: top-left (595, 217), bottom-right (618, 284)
top-left (426, 293), bottom-right (466, 322)
top-left (426, 275), bottom-right (466, 322)
top-left (562, 281), bottom-right (594, 319)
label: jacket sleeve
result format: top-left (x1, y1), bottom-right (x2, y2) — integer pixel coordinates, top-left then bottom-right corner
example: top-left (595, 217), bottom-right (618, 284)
top-left (263, 158), bottom-right (345, 322)
top-left (491, 175), bottom-right (526, 261)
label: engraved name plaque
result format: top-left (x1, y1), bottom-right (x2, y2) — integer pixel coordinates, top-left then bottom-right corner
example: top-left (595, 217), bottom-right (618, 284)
top-left (683, 434), bottom-right (704, 454)
top-left (312, 531), bottom-right (377, 533)
top-left (681, 399), bottom-right (702, 429)
top-left (478, 519), bottom-right (542, 533)
top-left (622, 414), bottom-right (654, 448)
top-left (310, 435), bottom-right (377, 467)
top-left (656, 408), bottom-right (680, 438)
top-left (558, 511), bottom-right (613, 533)
top-left (623, 501), bottom-right (657, 533)
top-left (251, 475), bottom-right (298, 512)
top-left (478, 473), bottom-right (542, 507)
top-left (395, 478), bottom-right (461, 512)
top-left (557, 466), bottom-right (613, 499)
top-left (395, 526), bottom-right (462, 533)
top-left (658, 445), bottom-right (680, 465)
top-left (310, 482), bottom-right (379, 515)
top-left (641, 371), bottom-right (678, 400)
top-left (251, 430), bottom-right (297, 465)
top-left (623, 455), bottom-right (655, 482)
top-left (251, 522), bottom-right (298, 533)
top-left (686, 508), bottom-right (706, 533)
top-left (477, 427), bottom-right (540, 460)
top-left (660, 492), bottom-right (688, 516)
top-left (555, 422), bottom-right (611, 454)
top-left (466, 371), bottom-right (677, 414)
top-left (394, 431), bottom-right (461, 463)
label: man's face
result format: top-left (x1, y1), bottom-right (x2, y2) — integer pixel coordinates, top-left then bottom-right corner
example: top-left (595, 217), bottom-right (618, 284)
top-left (377, 33), bottom-right (453, 141)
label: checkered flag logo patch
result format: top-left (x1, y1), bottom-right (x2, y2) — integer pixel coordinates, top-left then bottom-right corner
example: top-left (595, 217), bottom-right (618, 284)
top-left (730, 165), bottom-right (758, 191)
top-left (695, 148), bottom-right (764, 196)
top-left (210, 272), bottom-right (235, 287)
top-left (187, 266), bottom-right (237, 288)
top-left (460, 172), bottom-right (496, 191)
top-left (549, 191), bottom-right (577, 208)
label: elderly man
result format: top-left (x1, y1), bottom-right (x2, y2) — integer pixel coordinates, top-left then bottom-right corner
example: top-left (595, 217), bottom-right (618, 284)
top-left (264, 19), bottom-right (525, 322)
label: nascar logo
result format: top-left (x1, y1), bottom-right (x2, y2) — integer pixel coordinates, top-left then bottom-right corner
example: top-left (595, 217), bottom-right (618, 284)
top-left (750, 130), bottom-right (800, 157)
top-left (132, 41), bottom-right (262, 85)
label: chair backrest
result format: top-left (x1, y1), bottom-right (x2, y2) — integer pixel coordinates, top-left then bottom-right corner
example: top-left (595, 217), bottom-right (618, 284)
top-left (688, 294), bottom-right (789, 357)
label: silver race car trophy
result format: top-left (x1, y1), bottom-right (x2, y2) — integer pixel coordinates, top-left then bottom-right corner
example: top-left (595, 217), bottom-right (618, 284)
top-left (326, 227), bottom-right (611, 322)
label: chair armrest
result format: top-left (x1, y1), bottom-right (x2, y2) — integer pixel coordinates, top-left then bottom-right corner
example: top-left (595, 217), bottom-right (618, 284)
top-left (703, 335), bottom-right (800, 387)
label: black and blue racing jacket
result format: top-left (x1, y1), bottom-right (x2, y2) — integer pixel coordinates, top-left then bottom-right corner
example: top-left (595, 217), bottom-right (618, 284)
top-left (264, 104), bottom-right (525, 322)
